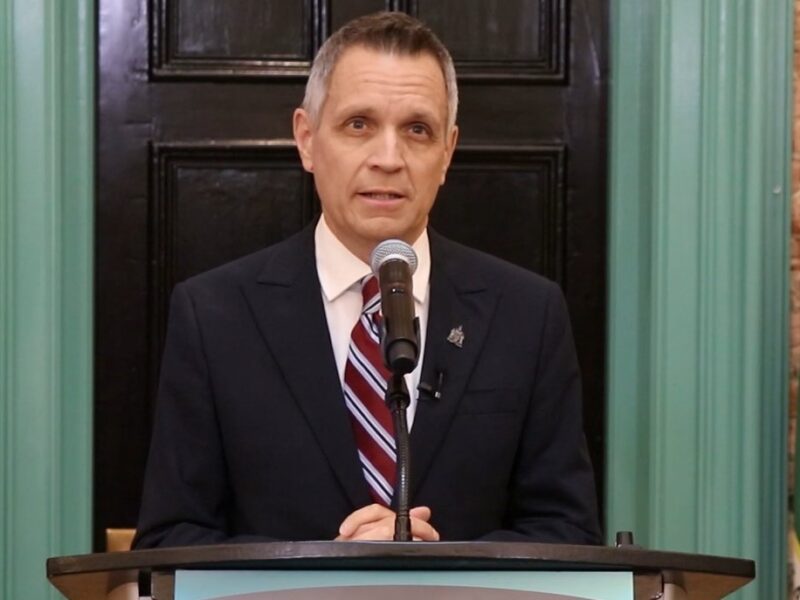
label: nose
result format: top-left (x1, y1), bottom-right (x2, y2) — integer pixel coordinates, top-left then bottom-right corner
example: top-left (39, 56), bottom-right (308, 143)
top-left (367, 129), bottom-right (404, 172)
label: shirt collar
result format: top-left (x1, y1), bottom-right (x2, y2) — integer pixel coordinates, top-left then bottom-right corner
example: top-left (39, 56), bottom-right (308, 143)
top-left (315, 215), bottom-right (430, 305)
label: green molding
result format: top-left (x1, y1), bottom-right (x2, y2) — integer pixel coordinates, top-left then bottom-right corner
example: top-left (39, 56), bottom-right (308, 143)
top-left (607, 1), bottom-right (791, 599)
top-left (605, 0), bottom-right (657, 542)
top-left (0, 0), bottom-right (13, 594)
top-left (0, 0), bottom-right (94, 598)
top-left (57, 0), bottom-right (94, 559)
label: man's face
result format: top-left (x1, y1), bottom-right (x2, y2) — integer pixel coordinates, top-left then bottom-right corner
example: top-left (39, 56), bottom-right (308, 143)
top-left (293, 46), bottom-right (458, 261)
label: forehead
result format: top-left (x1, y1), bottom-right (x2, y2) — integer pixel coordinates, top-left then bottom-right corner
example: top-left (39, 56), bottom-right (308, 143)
top-left (324, 46), bottom-right (448, 120)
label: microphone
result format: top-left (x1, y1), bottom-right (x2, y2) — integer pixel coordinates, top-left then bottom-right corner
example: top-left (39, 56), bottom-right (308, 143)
top-left (369, 239), bottom-right (420, 375)
top-left (418, 371), bottom-right (444, 401)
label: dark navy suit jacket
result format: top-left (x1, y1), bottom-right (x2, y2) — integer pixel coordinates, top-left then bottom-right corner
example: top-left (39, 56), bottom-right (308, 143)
top-left (133, 226), bottom-right (601, 548)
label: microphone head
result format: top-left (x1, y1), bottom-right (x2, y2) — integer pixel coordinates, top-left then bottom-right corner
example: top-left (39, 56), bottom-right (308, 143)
top-left (370, 239), bottom-right (418, 275)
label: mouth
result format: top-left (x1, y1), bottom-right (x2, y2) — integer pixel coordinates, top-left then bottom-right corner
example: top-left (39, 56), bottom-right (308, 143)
top-left (358, 190), bottom-right (406, 201)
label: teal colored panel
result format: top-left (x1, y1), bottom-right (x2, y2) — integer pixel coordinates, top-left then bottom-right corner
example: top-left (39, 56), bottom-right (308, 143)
top-left (176, 570), bottom-right (633, 600)
top-left (606, 0), bottom-right (790, 599)
top-left (0, 0), bottom-right (93, 598)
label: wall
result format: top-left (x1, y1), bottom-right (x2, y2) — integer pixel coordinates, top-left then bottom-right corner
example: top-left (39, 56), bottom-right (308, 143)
top-left (790, 0), bottom-right (800, 594)
top-left (0, 1), bottom-right (792, 598)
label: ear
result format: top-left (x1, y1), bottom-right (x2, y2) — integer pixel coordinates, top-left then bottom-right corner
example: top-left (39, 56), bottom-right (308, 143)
top-left (293, 108), bottom-right (315, 173)
top-left (439, 125), bottom-right (459, 185)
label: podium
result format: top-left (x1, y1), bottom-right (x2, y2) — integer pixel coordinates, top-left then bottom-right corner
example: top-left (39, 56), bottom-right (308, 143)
top-left (47, 541), bottom-right (754, 600)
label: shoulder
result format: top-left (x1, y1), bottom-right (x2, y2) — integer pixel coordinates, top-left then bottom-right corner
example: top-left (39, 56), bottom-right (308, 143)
top-left (429, 229), bottom-right (560, 299)
top-left (179, 225), bottom-right (315, 294)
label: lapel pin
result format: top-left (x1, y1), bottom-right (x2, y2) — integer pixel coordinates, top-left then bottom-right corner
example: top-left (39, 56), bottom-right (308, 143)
top-left (447, 325), bottom-right (465, 348)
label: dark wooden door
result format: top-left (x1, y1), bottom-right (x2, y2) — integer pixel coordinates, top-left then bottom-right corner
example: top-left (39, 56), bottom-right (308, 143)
top-left (95, 0), bottom-right (608, 550)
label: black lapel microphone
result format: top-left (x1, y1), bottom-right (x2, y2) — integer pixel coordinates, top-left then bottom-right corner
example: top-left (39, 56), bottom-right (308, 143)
top-left (418, 371), bottom-right (445, 401)
top-left (370, 239), bottom-right (420, 375)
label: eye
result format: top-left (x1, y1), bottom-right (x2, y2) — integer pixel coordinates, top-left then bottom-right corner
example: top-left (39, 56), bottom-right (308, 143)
top-left (409, 123), bottom-right (430, 136)
top-left (346, 117), bottom-right (368, 131)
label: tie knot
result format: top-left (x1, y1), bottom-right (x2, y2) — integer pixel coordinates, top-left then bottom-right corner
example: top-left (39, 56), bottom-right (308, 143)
top-left (360, 275), bottom-right (381, 315)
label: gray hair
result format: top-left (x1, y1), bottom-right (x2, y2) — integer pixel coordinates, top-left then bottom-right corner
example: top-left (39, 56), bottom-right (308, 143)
top-left (302, 11), bottom-right (458, 132)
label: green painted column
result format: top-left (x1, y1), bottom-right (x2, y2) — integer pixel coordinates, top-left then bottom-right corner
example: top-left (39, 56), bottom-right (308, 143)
top-left (0, 0), bottom-right (94, 598)
top-left (606, 1), bottom-right (791, 599)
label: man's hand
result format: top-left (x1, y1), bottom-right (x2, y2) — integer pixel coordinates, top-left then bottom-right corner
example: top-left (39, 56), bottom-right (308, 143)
top-left (335, 504), bottom-right (440, 541)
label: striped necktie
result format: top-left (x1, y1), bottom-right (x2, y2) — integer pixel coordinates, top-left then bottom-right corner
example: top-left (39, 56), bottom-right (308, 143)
top-left (343, 275), bottom-right (396, 506)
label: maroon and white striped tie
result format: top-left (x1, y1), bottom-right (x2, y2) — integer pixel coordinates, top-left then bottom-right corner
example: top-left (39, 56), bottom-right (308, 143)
top-left (343, 275), bottom-right (396, 506)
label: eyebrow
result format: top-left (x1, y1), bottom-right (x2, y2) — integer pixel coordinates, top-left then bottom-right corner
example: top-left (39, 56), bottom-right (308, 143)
top-left (334, 104), bottom-right (443, 127)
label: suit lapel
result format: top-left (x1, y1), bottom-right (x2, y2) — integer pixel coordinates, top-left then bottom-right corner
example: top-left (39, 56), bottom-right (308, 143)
top-left (410, 232), bottom-right (500, 497)
top-left (240, 228), bottom-right (371, 509)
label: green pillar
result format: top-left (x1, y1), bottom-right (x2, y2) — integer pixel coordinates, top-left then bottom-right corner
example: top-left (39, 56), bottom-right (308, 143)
top-left (606, 1), bottom-right (791, 599)
top-left (0, 0), bottom-right (94, 598)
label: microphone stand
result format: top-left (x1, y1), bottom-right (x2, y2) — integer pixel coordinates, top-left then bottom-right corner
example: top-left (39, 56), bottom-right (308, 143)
top-left (385, 372), bottom-right (411, 542)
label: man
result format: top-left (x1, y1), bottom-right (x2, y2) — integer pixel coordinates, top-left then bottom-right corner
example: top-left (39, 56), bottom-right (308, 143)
top-left (133, 11), bottom-right (601, 548)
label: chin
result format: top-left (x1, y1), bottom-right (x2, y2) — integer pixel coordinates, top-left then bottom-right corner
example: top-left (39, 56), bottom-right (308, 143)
top-left (360, 221), bottom-right (423, 245)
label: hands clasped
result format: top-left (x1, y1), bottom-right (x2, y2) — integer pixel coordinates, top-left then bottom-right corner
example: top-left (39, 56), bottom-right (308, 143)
top-left (335, 504), bottom-right (440, 541)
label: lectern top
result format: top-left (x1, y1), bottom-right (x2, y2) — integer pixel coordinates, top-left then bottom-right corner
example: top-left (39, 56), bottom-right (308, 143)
top-left (47, 541), bottom-right (754, 600)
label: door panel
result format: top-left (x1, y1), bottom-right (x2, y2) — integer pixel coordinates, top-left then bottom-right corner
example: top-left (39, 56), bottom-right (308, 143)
top-left (95, 0), bottom-right (607, 549)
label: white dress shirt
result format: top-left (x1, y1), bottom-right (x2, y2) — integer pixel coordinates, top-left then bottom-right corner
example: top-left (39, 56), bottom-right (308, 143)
top-left (315, 215), bottom-right (430, 429)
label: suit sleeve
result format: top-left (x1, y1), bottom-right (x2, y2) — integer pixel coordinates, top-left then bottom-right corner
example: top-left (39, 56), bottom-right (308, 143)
top-left (478, 282), bottom-right (602, 544)
top-left (133, 283), bottom-right (275, 548)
